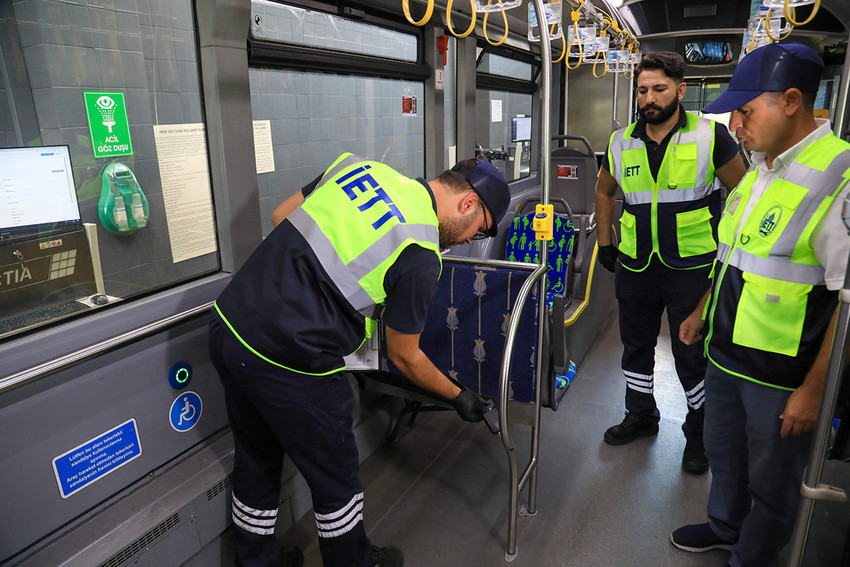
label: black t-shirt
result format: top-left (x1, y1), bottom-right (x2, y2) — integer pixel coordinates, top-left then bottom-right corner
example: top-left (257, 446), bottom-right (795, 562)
top-left (602, 107), bottom-right (739, 180)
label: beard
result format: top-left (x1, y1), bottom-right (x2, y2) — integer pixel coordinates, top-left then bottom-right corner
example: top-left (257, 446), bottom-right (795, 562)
top-left (639, 97), bottom-right (679, 125)
top-left (438, 212), bottom-right (479, 248)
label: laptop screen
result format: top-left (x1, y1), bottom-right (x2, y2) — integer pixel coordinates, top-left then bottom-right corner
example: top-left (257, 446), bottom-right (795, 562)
top-left (0, 145), bottom-right (83, 244)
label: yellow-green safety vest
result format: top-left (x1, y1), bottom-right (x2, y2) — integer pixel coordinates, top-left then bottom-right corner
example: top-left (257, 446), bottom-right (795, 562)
top-left (608, 112), bottom-right (719, 270)
top-left (705, 133), bottom-right (850, 389)
top-left (289, 153), bottom-right (442, 340)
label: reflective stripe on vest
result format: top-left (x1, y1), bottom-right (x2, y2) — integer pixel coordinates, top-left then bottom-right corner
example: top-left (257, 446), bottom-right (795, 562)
top-left (610, 115), bottom-right (714, 204)
top-left (705, 135), bottom-right (850, 389)
top-left (608, 112), bottom-right (719, 270)
top-left (717, 146), bottom-right (850, 285)
top-left (289, 153), bottom-right (441, 323)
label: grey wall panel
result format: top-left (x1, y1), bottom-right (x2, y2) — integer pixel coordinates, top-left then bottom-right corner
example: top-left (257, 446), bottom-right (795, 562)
top-left (566, 65), bottom-right (631, 155)
top-left (0, 315), bottom-right (227, 563)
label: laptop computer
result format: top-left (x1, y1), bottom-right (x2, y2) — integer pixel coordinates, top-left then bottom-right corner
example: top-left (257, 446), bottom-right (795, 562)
top-left (0, 145), bottom-right (98, 337)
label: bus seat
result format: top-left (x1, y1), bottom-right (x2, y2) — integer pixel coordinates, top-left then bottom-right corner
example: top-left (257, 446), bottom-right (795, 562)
top-left (505, 210), bottom-right (575, 310)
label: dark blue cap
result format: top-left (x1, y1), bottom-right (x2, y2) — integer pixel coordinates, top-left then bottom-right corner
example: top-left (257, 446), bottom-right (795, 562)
top-left (452, 158), bottom-right (510, 237)
top-left (702, 42), bottom-right (823, 114)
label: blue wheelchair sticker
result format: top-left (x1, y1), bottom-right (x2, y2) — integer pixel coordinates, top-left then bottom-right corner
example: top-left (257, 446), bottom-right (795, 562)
top-left (169, 391), bottom-right (203, 432)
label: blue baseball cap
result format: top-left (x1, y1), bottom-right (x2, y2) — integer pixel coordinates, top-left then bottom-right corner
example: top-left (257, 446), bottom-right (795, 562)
top-left (451, 158), bottom-right (510, 237)
top-left (702, 42), bottom-right (823, 114)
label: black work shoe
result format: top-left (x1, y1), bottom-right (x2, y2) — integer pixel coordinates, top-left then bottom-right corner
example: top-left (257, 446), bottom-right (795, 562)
top-left (371, 544), bottom-right (404, 567)
top-left (670, 522), bottom-right (735, 552)
top-left (280, 545), bottom-right (304, 567)
top-left (603, 412), bottom-right (659, 445)
top-left (682, 439), bottom-right (709, 474)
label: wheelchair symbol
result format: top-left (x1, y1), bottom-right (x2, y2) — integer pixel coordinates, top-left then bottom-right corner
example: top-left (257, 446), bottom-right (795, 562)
top-left (169, 391), bottom-right (203, 432)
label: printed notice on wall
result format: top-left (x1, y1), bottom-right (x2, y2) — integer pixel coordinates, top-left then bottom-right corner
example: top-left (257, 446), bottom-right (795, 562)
top-left (153, 124), bottom-right (218, 263)
top-left (52, 419), bottom-right (142, 499)
top-left (253, 120), bottom-right (275, 174)
top-left (491, 99), bottom-right (503, 123)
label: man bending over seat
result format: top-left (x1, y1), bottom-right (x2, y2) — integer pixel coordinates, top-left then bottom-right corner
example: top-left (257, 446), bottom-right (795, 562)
top-left (209, 154), bottom-right (510, 567)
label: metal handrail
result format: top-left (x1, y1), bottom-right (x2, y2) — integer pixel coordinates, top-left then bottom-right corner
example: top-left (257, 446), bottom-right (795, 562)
top-left (0, 303), bottom-right (214, 394)
top-left (497, 0), bottom-right (553, 561)
top-left (498, 261), bottom-right (547, 561)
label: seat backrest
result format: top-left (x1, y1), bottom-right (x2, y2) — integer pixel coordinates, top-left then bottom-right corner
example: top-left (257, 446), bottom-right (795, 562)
top-left (505, 212), bottom-right (575, 308)
top-left (414, 262), bottom-right (540, 402)
top-left (550, 147), bottom-right (598, 216)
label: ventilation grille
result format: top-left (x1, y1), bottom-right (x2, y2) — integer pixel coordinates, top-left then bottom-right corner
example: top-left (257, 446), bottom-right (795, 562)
top-left (684, 4), bottom-right (717, 18)
top-left (206, 474), bottom-right (233, 501)
top-left (98, 513), bottom-right (181, 567)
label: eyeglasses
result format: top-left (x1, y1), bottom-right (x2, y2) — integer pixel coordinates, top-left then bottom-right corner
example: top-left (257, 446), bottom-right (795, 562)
top-left (472, 200), bottom-right (491, 240)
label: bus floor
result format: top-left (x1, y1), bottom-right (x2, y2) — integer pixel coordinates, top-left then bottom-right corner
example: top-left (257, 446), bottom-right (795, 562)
top-left (278, 313), bottom-right (850, 567)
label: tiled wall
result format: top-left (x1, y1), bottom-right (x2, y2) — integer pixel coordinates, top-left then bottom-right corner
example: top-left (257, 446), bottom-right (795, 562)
top-left (5, 0), bottom-right (216, 298)
top-left (249, 3), bottom-right (426, 237)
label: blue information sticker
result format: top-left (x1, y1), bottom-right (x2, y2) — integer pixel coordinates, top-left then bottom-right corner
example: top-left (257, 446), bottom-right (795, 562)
top-left (52, 418), bottom-right (143, 499)
top-left (169, 391), bottom-right (203, 432)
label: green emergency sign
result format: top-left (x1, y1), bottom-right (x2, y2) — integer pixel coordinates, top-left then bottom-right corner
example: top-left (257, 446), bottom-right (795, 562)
top-left (84, 91), bottom-right (134, 159)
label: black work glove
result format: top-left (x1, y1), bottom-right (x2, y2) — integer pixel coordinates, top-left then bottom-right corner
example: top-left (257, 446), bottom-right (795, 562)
top-left (598, 244), bottom-right (618, 273)
top-left (450, 388), bottom-right (493, 422)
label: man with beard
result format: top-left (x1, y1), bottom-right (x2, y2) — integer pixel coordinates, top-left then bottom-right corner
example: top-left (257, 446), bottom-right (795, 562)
top-left (595, 51), bottom-right (746, 473)
top-left (209, 154), bottom-right (509, 567)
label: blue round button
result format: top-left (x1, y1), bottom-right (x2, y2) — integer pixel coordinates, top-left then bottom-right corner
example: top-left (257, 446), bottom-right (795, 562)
top-left (169, 361), bottom-right (192, 389)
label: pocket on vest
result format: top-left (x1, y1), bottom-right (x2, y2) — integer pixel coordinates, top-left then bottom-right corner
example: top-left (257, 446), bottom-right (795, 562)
top-left (675, 206), bottom-right (716, 257)
top-left (618, 210), bottom-right (637, 259)
top-left (732, 273), bottom-right (809, 357)
top-left (670, 143), bottom-right (698, 188)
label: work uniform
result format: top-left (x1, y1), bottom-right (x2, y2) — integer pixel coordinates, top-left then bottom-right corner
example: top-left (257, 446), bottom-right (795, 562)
top-left (210, 153), bottom-right (442, 567)
top-left (604, 107), bottom-right (738, 440)
top-left (701, 122), bottom-right (850, 567)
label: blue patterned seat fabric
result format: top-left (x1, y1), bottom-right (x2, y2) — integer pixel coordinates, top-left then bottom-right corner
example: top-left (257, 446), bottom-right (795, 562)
top-left (416, 263), bottom-right (539, 402)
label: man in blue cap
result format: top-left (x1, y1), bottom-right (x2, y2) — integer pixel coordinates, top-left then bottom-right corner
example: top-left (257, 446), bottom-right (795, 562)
top-left (671, 42), bottom-right (850, 567)
top-left (209, 154), bottom-right (510, 567)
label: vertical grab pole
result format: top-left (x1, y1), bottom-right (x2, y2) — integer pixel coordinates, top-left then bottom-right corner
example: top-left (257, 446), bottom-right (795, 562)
top-left (787, 253), bottom-right (850, 566)
top-left (526, 0), bottom-right (552, 518)
top-left (499, 1), bottom-right (551, 562)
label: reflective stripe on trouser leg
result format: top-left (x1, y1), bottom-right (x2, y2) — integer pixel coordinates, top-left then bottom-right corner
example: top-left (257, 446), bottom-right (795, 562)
top-left (625, 370), bottom-right (654, 395)
top-left (685, 380), bottom-right (705, 410)
top-left (616, 264), bottom-right (664, 419)
top-left (316, 491), bottom-right (364, 538)
top-left (233, 493), bottom-right (278, 536)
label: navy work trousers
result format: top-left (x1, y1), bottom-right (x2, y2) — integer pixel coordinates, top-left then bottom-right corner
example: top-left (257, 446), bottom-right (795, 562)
top-left (704, 362), bottom-right (812, 567)
top-left (615, 258), bottom-right (712, 440)
top-left (208, 318), bottom-right (371, 567)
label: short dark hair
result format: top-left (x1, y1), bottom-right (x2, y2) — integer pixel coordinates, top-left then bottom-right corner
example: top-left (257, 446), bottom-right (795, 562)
top-left (438, 159), bottom-right (477, 194)
top-left (635, 51), bottom-right (686, 83)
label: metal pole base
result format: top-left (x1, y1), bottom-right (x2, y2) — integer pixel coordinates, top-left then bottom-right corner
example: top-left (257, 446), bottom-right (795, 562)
top-left (519, 504), bottom-right (538, 517)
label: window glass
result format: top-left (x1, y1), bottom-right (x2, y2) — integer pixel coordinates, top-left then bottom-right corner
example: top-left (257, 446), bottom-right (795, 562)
top-left (251, 1), bottom-right (418, 63)
top-left (475, 90), bottom-right (532, 182)
top-left (475, 53), bottom-right (533, 182)
top-left (249, 3), bottom-right (425, 237)
top-left (477, 52), bottom-right (533, 80)
top-left (0, 0), bottom-right (218, 340)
